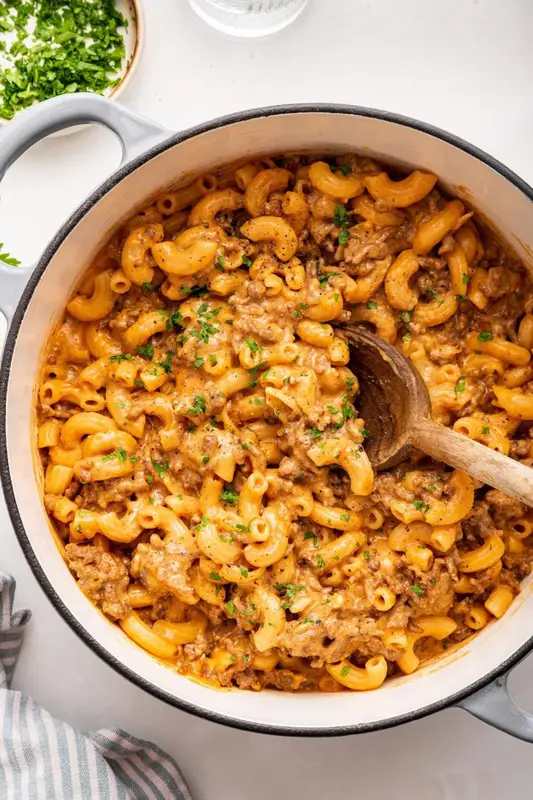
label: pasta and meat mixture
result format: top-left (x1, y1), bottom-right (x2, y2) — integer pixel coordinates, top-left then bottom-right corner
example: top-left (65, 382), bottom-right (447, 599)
top-left (37, 153), bottom-right (533, 693)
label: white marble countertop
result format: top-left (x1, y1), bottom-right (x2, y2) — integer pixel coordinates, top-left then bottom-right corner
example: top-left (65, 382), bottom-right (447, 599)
top-left (2, 1), bottom-right (533, 797)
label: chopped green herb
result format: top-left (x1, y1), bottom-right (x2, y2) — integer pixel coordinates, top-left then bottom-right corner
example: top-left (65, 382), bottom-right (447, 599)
top-left (304, 531), bottom-right (319, 549)
top-left (210, 572), bottom-right (222, 581)
top-left (114, 401), bottom-right (125, 409)
top-left (462, 273), bottom-right (470, 286)
top-left (333, 205), bottom-right (350, 228)
top-left (454, 375), bottom-right (467, 394)
top-left (194, 517), bottom-right (210, 532)
top-left (241, 255), bottom-right (253, 268)
top-left (187, 395), bottom-right (207, 416)
top-left (478, 331), bottom-right (494, 342)
top-left (340, 513), bottom-right (350, 522)
top-left (331, 164), bottom-right (352, 175)
top-left (202, 456), bottom-right (210, 464)
top-left (366, 300), bottom-right (378, 309)
top-left (340, 665), bottom-right (351, 677)
top-left (108, 354), bottom-right (132, 363)
top-left (346, 377), bottom-right (355, 390)
top-left (193, 356), bottom-right (205, 370)
top-left (245, 338), bottom-right (262, 355)
top-left (338, 229), bottom-right (349, 245)
top-left (0, 1), bottom-right (129, 121)
top-left (239, 566), bottom-right (249, 578)
top-left (0, 243), bottom-right (20, 266)
top-left (317, 271), bottom-right (339, 287)
top-left (157, 351), bottom-right (174, 374)
top-left (225, 601), bottom-right (236, 617)
top-left (482, 426), bottom-right (490, 435)
top-left (360, 427), bottom-right (370, 438)
top-left (309, 427), bottom-right (322, 440)
top-left (142, 282), bottom-right (158, 292)
top-left (220, 487), bottom-right (239, 506)
top-left (137, 343), bottom-right (154, 360)
top-left (215, 256), bottom-right (225, 271)
top-left (455, 294), bottom-right (468, 302)
top-left (412, 500), bottom-right (430, 513)
top-left (234, 523), bottom-right (250, 533)
top-left (316, 554), bottom-right (325, 569)
top-left (363, 551), bottom-right (370, 559)
top-left (150, 458), bottom-right (168, 476)
top-left (145, 474), bottom-right (154, 485)
top-left (410, 584), bottom-right (425, 596)
top-left (171, 309), bottom-right (183, 328)
top-left (102, 448), bottom-right (127, 463)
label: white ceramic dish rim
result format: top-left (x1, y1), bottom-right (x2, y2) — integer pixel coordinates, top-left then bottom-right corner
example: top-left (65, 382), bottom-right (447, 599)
top-left (2, 98), bottom-right (533, 739)
top-left (0, 0), bottom-right (143, 129)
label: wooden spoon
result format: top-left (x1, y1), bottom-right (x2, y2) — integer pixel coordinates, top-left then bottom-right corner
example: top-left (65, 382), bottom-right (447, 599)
top-left (336, 324), bottom-right (533, 507)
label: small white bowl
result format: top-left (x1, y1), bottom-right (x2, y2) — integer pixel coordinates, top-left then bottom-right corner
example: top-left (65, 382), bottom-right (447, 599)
top-left (0, 0), bottom-right (144, 134)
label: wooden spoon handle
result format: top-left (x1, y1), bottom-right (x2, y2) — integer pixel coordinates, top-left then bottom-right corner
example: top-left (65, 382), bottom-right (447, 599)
top-left (410, 417), bottom-right (533, 507)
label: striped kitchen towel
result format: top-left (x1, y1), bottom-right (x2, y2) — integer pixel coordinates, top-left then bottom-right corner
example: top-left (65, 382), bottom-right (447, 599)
top-left (0, 572), bottom-right (193, 800)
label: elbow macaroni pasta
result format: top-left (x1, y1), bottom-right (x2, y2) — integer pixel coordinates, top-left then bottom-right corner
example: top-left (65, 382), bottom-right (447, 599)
top-left (37, 153), bottom-right (533, 694)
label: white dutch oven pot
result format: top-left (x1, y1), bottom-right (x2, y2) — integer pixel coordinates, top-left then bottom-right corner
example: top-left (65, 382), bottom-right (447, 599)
top-left (1, 94), bottom-right (533, 738)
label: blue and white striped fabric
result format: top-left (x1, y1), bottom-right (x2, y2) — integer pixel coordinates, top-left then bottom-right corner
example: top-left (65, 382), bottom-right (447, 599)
top-left (0, 572), bottom-right (193, 800)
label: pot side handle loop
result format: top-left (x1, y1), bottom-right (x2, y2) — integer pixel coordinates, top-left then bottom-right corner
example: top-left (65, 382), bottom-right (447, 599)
top-left (0, 93), bottom-right (171, 324)
top-left (458, 664), bottom-right (533, 742)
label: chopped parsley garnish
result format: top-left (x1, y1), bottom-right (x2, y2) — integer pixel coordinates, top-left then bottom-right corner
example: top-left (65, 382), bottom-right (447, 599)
top-left (191, 320), bottom-right (219, 344)
top-left (210, 572), bottom-right (222, 581)
top-left (316, 554), bottom-right (325, 569)
top-left (338, 229), bottom-right (349, 245)
top-left (157, 351), bottom-right (174, 374)
top-left (309, 427), bottom-right (323, 440)
top-left (346, 377), bottom-right (355, 390)
top-left (137, 343), bottom-right (154, 360)
top-left (363, 551), bottom-right (370, 559)
top-left (240, 567), bottom-right (249, 578)
top-left (225, 601), bottom-right (236, 617)
top-left (150, 458), bottom-right (168, 476)
top-left (193, 356), bottom-right (205, 370)
top-left (194, 517), bottom-right (209, 532)
top-left (478, 331), bottom-right (494, 342)
top-left (340, 513), bottom-right (351, 522)
top-left (245, 338), bottom-right (262, 355)
top-left (454, 375), bottom-right (467, 394)
top-left (241, 255), bottom-right (253, 268)
top-left (304, 530), bottom-right (319, 549)
top-left (482, 426), bottom-right (490, 435)
top-left (366, 300), bottom-right (378, 309)
top-left (331, 164), bottom-right (352, 175)
top-left (187, 395), bottom-right (207, 416)
top-left (333, 204), bottom-right (350, 228)
top-left (0, 243), bottom-right (20, 266)
top-left (202, 456), bottom-right (210, 464)
top-left (220, 487), bottom-right (239, 506)
top-left (108, 353), bottom-right (132, 363)
top-left (360, 427), bottom-right (370, 438)
top-left (0, 0), bottom-right (129, 121)
top-left (317, 271), bottom-right (339, 287)
top-left (462, 273), bottom-right (470, 285)
top-left (145, 474), bottom-right (154, 485)
top-left (340, 665), bottom-right (351, 677)
top-left (234, 523), bottom-right (250, 533)
top-left (410, 584), bottom-right (425, 596)
top-left (142, 282), bottom-right (157, 292)
top-left (455, 294), bottom-right (468, 302)
top-left (412, 500), bottom-right (430, 513)
top-left (214, 256), bottom-right (225, 271)
top-left (102, 449), bottom-right (127, 463)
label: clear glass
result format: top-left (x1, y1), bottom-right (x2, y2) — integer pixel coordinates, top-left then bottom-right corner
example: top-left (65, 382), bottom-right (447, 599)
top-left (187, 0), bottom-right (309, 38)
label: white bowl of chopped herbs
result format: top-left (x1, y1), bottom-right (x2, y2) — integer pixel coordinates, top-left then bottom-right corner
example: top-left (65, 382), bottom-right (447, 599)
top-left (0, 0), bottom-right (143, 127)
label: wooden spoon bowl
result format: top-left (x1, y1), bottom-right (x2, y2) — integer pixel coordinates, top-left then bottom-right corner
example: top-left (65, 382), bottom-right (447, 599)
top-left (336, 324), bottom-right (533, 507)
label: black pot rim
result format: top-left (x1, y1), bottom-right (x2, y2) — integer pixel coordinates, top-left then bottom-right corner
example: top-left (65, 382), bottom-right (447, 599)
top-left (2, 102), bottom-right (533, 737)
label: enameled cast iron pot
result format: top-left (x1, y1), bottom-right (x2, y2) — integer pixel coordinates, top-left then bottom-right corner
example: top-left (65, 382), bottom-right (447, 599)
top-left (1, 94), bottom-right (533, 739)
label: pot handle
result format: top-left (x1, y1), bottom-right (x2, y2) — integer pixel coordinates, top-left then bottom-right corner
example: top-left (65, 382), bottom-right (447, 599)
top-left (0, 93), bottom-right (171, 324)
top-left (458, 661), bottom-right (533, 741)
